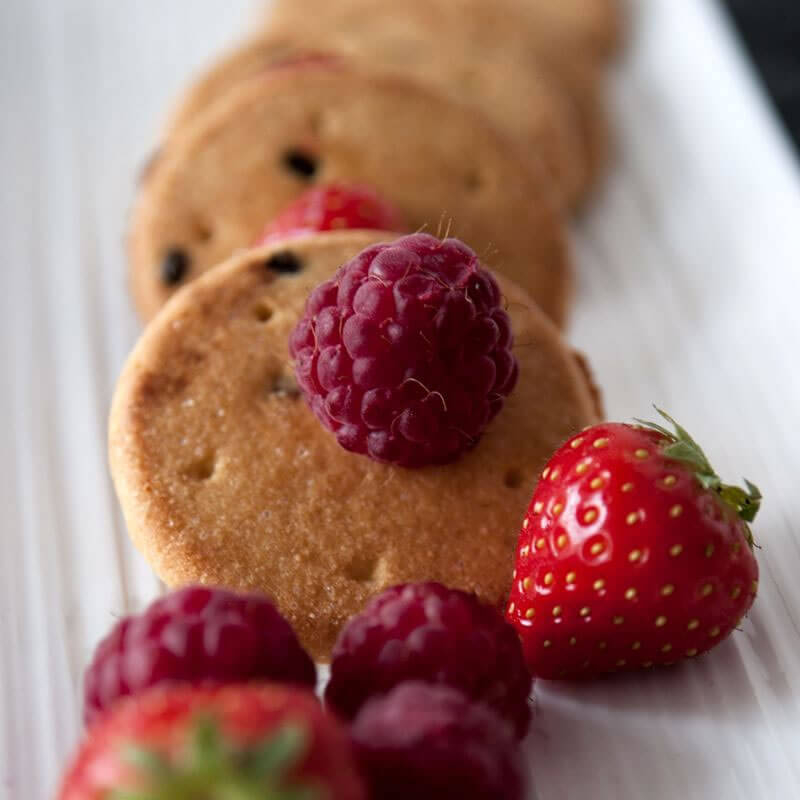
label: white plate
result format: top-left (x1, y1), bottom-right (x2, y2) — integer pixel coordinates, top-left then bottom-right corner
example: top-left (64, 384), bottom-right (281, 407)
top-left (1, 1), bottom-right (799, 798)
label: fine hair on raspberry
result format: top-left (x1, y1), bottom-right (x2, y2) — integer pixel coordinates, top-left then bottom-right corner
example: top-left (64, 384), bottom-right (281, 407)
top-left (289, 233), bottom-right (519, 468)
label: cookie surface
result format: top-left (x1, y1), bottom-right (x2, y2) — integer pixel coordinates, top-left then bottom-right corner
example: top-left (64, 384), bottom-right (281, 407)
top-left (130, 66), bottom-right (571, 325)
top-left (265, 0), bottom-right (623, 67)
top-left (519, 0), bottom-right (624, 63)
top-left (110, 232), bottom-right (601, 661)
top-left (548, 60), bottom-right (613, 204)
top-left (260, 0), bottom-right (614, 205)
top-left (165, 32), bottom-right (587, 211)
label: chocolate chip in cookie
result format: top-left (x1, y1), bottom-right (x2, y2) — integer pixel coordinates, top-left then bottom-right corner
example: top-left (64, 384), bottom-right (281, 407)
top-left (160, 247), bottom-right (190, 286)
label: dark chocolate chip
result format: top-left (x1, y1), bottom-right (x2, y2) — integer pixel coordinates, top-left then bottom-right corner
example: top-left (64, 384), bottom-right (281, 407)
top-left (160, 248), bottom-right (189, 286)
top-left (282, 149), bottom-right (318, 179)
top-left (266, 251), bottom-right (303, 274)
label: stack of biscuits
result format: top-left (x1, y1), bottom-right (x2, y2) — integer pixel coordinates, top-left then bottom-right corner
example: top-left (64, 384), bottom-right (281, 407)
top-left (115, 0), bottom-right (623, 660)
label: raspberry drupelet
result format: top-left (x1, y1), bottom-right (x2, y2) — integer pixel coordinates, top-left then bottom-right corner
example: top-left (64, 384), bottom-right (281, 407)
top-left (289, 233), bottom-right (518, 468)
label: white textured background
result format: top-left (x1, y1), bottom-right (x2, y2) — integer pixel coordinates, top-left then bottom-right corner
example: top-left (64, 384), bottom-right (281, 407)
top-left (1, 1), bottom-right (799, 798)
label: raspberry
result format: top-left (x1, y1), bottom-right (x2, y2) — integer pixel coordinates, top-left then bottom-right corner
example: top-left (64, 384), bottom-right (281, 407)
top-left (83, 586), bottom-right (316, 726)
top-left (324, 582), bottom-right (532, 737)
top-left (289, 233), bottom-right (518, 467)
top-left (255, 183), bottom-right (406, 246)
top-left (351, 683), bottom-right (527, 800)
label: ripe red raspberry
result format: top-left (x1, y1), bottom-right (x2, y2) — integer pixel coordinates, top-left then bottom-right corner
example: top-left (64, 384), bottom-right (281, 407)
top-left (289, 233), bottom-right (518, 468)
top-left (83, 586), bottom-right (316, 726)
top-left (351, 682), bottom-right (527, 800)
top-left (255, 183), bottom-right (406, 246)
top-left (324, 582), bottom-right (532, 737)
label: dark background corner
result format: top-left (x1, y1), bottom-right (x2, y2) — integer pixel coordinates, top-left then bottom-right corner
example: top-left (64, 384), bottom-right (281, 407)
top-left (722, 0), bottom-right (800, 147)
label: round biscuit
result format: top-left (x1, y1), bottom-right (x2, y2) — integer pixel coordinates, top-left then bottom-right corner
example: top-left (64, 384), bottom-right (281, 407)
top-left (259, 0), bottom-right (617, 204)
top-left (265, 0), bottom-right (624, 67)
top-left (130, 66), bottom-right (572, 325)
top-left (111, 231), bottom-right (602, 661)
top-left (165, 31), bottom-right (587, 211)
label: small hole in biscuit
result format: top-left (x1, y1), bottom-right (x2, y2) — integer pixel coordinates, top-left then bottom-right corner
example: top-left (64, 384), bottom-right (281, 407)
top-left (254, 301), bottom-right (274, 322)
top-left (464, 169), bottom-right (484, 192)
top-left (344, 554), bottom-right (381, 583)
top-left (459, 68), bottom-right (480, 90)
top-left (269, 371), bottom-right (301, 398)
top-left (504, 468), bottom-right (524, 489)
top-left (282, 149), bottom-right (318, 180)
top-left (191, 218), bottom-right (214, 243)
top-left (308, 110), bottom-right (323, 135)
top-left (185, 451), bottom-right (216, 481)
top-left (266, 251), bottom-right (303, 274)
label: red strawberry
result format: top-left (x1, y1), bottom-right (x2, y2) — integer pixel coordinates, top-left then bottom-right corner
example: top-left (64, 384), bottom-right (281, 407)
top-left (506, 410), bottom-right (761, 679)
top-left (255, 184), bottom-right (406, 246)
top-left (59, 684), bottom-right (366, 800)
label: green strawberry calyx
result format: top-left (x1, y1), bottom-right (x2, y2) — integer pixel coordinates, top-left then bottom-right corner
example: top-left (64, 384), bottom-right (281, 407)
top-left (635, 407), bottom-right (762, 545)
top-left (110, 716), bottom-right (320, 800)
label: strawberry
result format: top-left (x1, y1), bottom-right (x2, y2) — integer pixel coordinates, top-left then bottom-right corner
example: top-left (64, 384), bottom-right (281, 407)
top-left (58, 684), bottom-right (367, 800)
top-left (255, 184), bottom-right (406, 246)
top-left (506, 410), bottom-right (761, 679)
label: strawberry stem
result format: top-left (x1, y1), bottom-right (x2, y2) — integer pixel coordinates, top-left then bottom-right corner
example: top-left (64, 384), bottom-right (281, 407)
top-left (635, 407), bottom-right (761, 544)
top-left (111, 718), bottom-right (320, 800)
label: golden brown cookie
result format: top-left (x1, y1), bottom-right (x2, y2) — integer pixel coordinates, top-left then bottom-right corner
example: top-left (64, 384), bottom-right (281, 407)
top-left (259, 0), bottom-right (615, 205)
top-left (517, 0), bottom-right (625, 64)
top-left (110, 232), bottom-right (602, 661)
top-left (165, 31), bottom-right (587, 211)
top-left (129, 65), bottom-right (571, 325)
top-left (547, 60), bottom-right (614, 205)
top-left (263, 0), bottom-right (624, 66)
